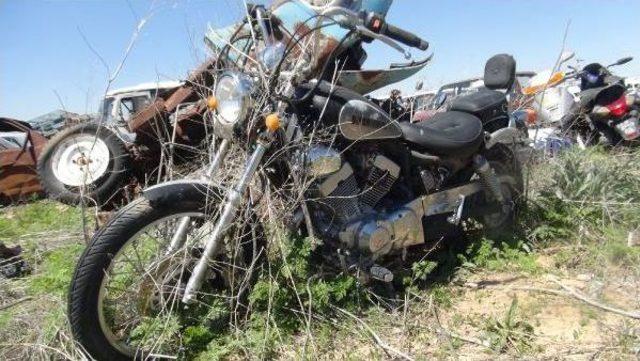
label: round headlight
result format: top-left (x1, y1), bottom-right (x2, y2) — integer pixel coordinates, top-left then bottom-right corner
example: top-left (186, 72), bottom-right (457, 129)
top-left (214, 72), bottom-right (252, 125)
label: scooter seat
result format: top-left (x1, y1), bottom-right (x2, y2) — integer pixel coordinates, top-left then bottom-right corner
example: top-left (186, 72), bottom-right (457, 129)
top-left (400, 111), bottom-right (484, 157)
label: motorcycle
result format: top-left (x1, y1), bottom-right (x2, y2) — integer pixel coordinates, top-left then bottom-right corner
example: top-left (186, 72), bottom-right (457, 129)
top-left (68, 1), bottom-right (524, 359)
top-left (560, 57), bottom-right (639, 146)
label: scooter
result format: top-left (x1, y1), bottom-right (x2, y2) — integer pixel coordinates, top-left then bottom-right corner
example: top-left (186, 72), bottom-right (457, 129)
top-left (559, 57), bottom-right (638, 146)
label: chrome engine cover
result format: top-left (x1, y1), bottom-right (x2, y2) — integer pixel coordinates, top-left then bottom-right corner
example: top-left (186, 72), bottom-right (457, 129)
top-left (317, 162), bottom-right (361, 223)
top-left (314, 154), bottom-right (428, 257)
top-left (339, 197), bottom-right (425, 257)
top-left (306, 146), bottom-right (342, 178)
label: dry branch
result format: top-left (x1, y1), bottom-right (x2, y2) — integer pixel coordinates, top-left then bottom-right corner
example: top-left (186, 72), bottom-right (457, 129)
top-left (0, 296), bottom-right (32, 311)
top-left (333, 306), bottom-right (415, 361)
top-left (467, 276), bottom-right (640, 320)
top-left (547, 276), bottom-right (640, 320)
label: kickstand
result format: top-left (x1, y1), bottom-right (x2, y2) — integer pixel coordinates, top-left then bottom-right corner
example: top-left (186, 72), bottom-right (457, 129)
top-left (447, 195), bottom-right (466, 225)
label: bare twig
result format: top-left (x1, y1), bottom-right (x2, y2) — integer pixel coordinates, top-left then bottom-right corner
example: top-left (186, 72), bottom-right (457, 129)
top-left (466, 277), bottom-right (640, 320)
top-left (0, 296), bottom-right (32, 311)
top-left (333, 306), bottom-right (415, 361)
top-left (430, 295), bottom-right (491, 349)
top-left (436, 328), bottom-right (491, 349)
top-left (547, 276), bottom-right (640, 319)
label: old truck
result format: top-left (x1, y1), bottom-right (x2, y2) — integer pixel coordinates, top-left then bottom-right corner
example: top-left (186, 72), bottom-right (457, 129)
top-left (36, 64), bottom-right (215, 209)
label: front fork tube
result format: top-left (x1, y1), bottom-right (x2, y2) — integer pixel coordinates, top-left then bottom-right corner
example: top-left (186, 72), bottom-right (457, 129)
top-left (167, 139), bottom-right (232, 255)
top-left (182, 141), bottom-right (269, 303)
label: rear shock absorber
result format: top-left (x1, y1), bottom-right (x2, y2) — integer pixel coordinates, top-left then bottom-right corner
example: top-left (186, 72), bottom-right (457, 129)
top-left (473, 155), bottom-right (505, 204)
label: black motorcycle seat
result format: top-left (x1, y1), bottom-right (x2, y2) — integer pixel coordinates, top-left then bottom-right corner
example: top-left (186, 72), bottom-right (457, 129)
top-left (400, 111), bottom-right (484, 156)
top-left (449, 89), bottom-right (507, 114)
top-left (579, 82), bottom-right (626, 108)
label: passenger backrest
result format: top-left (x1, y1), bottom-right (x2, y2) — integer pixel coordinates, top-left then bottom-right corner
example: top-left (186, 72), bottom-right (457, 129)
top-left (484, 54), bottom-right (516, 91)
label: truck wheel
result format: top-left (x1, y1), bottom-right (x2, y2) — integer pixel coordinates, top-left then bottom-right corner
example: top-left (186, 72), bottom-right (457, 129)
top-left (37, 122), bottom-right (131, 208)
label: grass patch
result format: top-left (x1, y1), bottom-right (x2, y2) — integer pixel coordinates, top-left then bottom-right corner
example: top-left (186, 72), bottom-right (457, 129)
top-left (28, 243), bottom-right (84, 296)
top-left (0, 201), bottom-right (83, 239)
top-left (525, 147), bottom-right (640, 246)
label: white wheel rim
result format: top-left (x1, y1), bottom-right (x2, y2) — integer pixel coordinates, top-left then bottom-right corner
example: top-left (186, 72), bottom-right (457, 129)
top-left (51, 134), bottom-right (111, 187)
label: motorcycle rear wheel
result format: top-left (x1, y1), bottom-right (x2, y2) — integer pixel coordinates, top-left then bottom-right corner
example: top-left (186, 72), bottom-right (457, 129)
top-left (480, 145), bottom-right (523, 239)
top-left (68, 187), bottom-right (262, 360)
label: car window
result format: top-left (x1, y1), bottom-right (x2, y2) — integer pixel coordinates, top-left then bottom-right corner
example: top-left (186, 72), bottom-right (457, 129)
top-left (131, 95), bottom-right (152, 113)
top-left (119, 98), bottom-right (134, 121)
top-left (0, 138), bottom-right (15, 150)
top-left (0, 132), bottom-right (27, 149)
top-left (100, 98), bottom-right (116, 121)
top-left (119, 95), bottom-right (151, 121)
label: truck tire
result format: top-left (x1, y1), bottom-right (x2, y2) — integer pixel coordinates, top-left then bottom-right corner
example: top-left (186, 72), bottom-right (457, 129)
top-left (37, 122), bottom-right (131, 208)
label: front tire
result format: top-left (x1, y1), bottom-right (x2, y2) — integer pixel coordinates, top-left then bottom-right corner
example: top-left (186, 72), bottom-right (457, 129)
top-left (37, 122), bottom-right (131, 208)
top-left (68, 185), bottom-right (262, 360)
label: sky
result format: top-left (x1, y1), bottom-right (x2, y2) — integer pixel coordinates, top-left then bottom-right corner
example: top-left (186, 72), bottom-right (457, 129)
top-left (1, 0), bottom-right (640, 121)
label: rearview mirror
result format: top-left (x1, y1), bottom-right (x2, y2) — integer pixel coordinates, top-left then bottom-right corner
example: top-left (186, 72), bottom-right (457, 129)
top-left (615, 57), bottom-right (633, 66)
top-left (560, 51), bottom-right (575, 65)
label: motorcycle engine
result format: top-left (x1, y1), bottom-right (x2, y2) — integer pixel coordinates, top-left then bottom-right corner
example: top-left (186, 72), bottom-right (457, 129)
top-left (313, 154), bottom-right (424, 257)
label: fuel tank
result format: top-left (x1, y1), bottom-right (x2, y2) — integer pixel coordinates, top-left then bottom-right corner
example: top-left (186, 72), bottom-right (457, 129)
top-left (339, 99), bottom-right (402, 140)
top-left (300, 81), bottom-right (402, 141)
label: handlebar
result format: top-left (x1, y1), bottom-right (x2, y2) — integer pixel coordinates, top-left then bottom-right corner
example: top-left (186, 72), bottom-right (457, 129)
top-left (378, 21), bottom-right (429, 51)
top-left (364, 12), bottom-right (429, 51)
top-left (320, 6), bottom-right (429, 52)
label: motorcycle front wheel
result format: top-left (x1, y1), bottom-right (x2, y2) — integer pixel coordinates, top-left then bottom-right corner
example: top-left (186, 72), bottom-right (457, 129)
top-left (68, 185), bottom-right (263, 360)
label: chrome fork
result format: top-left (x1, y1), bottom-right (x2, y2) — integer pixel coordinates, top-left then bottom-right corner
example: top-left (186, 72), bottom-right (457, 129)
top-left (182, 139), bottom-right (269, 303)
top-left (166, 139), bottom-right (231, 255)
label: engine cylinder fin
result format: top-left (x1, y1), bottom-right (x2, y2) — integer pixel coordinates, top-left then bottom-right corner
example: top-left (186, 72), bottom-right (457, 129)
top-left (360, 155), bottom-right (400, 208)
top-left (318, 163), bottom-right (361, 223)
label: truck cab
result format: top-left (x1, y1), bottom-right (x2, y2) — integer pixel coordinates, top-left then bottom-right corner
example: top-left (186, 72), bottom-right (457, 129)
top-left (100, 81), bottom-right (183, 125)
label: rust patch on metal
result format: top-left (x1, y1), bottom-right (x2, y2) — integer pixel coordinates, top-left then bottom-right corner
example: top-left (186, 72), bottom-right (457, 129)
top-left (0, 118), bottom-right (47, 203)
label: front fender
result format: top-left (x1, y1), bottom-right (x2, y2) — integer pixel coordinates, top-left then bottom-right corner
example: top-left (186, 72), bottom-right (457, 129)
top-left (143, 180), bottom-right (229, 208)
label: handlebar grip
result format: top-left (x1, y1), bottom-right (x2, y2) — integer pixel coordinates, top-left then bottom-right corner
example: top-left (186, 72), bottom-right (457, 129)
top-left (383, 23), bottom-right (429, 51)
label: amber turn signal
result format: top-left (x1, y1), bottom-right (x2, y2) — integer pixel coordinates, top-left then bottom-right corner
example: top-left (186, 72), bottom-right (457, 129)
top-left (207, 96), bottom-right (218, 110)
top-left (265, 113), bottom-right (280, 132)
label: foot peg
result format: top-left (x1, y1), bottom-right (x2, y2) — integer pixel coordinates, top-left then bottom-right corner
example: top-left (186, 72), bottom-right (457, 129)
top-left (370, 265), bottom-right (394, 283)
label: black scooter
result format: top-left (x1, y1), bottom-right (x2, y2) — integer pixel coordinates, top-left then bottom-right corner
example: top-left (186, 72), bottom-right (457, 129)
top-left (562, 57), bottom-right (640, 146)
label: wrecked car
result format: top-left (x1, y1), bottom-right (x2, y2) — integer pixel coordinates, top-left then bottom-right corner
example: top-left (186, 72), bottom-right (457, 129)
top-left (0, 118), bottom-right (47, 203)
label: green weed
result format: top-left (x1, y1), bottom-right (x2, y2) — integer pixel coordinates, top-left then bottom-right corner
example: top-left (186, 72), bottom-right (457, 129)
top-left (28, 243), bottom-right (84, 296)
top-left (482, 297), bottom-right (535, 354)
